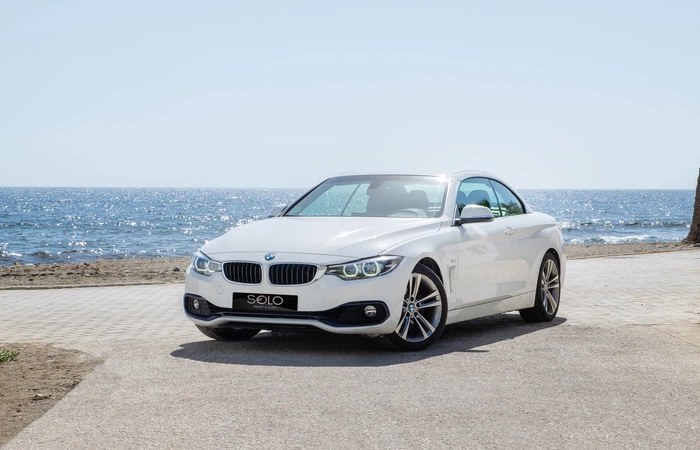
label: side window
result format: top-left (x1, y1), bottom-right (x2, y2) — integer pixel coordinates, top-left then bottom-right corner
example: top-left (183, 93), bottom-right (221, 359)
top-left (456, 178), bottom-right (501, 217)
top-left (489, 180), bottom-right (525, 216)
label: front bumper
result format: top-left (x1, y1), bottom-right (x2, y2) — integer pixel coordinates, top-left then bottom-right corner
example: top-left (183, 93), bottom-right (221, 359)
top-left (183, 254), bottom-right (415, 335)
top-left (185, 294), bottom-right (390, 332)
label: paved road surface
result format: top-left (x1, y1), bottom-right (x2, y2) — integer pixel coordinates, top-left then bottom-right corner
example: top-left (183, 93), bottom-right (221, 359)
top-left (2, 251), bottom-right (699, 449)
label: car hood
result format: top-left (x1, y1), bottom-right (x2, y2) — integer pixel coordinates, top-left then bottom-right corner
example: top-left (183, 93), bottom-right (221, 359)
top-left (201, 216), bottom-right (442, 259)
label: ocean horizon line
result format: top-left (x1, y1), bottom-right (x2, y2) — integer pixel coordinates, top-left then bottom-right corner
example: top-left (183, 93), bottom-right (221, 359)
top-left (1, 186), bottom-right (695, 191)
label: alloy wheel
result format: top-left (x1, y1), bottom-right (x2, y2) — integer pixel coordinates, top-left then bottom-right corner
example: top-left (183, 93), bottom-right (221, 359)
top-left (540, 258), bottom-right (560, 315)
top-left (395, 272), bottom-right (443, 342)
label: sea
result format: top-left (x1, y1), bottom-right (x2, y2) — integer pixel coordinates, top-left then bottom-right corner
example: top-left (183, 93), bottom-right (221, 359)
top-left (0, 187), bottom-right (694, 266)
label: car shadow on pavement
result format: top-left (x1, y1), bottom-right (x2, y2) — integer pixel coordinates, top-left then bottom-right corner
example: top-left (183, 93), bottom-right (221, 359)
top-left (170, 313), bottom-right (567, 367)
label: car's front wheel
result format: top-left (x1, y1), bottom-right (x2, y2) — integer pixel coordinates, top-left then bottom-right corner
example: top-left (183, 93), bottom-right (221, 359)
top-left (196, 325), bottom-right (260, 341)
top-left (375, 264), bottom-right (448, 351)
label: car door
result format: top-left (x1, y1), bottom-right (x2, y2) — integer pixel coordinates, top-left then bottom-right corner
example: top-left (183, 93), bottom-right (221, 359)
top-left (451, 177), bottom-right (522, 309)
top-left (488, 179), bottom-right (539, 296)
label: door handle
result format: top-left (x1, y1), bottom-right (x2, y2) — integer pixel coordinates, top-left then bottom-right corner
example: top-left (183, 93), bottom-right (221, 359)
top-left (505, 227), bottom-right (516, 236)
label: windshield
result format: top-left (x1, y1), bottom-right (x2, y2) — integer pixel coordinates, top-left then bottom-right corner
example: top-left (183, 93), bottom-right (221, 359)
top-left (285, 175), bottom-right (449, 218)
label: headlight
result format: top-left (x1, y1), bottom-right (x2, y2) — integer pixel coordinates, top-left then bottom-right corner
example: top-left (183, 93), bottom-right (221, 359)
top-left (327, 256), bottom-right (402, 280)
top-left (191, 251), bottom-right (222, 276)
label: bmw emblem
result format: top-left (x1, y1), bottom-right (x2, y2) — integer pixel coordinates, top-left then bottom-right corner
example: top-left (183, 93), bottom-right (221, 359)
top-left (264, 253), bottom-right (276, 261)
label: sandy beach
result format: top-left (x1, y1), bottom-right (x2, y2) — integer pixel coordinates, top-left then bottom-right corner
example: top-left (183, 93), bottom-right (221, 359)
top-left (1, 242), bottom-right (697, 289)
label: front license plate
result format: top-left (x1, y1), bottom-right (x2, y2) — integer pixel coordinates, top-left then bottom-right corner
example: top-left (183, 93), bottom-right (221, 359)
top-left (233, 293), bottom-right (299, 312)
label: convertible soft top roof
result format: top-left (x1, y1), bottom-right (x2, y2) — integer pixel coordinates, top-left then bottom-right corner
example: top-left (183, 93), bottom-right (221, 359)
top-left (332, 170), bottom-right (498, 180)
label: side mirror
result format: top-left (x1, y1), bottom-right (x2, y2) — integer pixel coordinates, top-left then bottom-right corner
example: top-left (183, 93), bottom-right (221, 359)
top-left (268, 204), bottom-right (288, 218)
top-left (455, 204), bottom-right (494, 225)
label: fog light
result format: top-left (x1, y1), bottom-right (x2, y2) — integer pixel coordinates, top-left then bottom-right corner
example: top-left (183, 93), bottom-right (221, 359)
top-left (192, 298), bottom-right (200, 311)
top-left (364, 305), bottom-right (377, 318)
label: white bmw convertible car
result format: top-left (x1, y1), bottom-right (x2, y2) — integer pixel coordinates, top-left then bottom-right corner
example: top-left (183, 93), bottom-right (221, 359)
top-left (184, 171), bottom-right (565, 351)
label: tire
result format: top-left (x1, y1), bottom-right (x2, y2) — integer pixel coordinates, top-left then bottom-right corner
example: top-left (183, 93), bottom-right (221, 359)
top-left (196, 325), bottom-right (260, 341)
top-left (374, 264), bottom-right (448, 351)
top-left (519, 252), bottom-right (561, 322)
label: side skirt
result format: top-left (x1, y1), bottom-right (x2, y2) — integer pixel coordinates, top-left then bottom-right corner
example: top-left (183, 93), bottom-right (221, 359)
top-left (445, 291), bottom-right (536, 325)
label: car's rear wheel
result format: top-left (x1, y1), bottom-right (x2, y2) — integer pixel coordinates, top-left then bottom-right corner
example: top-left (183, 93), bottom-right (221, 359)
top-left (374, 264), bottom-right (447, 351)
top-left (519, 252), bottom-right (561, 322)
top-left (196, 325), bottom-right (260, 341)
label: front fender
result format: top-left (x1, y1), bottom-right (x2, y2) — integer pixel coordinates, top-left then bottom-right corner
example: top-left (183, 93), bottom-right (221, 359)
top-left (382, 224), bottom-right (459, 309)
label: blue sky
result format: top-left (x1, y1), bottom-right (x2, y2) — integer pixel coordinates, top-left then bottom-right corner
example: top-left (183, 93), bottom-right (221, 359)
top-left (1, 1), bottom-right (698, 189)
